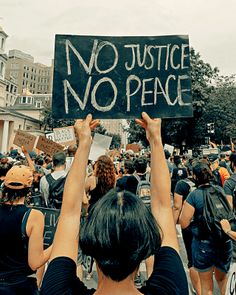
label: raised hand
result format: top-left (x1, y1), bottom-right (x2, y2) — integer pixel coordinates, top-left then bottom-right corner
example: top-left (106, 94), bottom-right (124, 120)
top-left (74, 114), bottom-right (100, 143)
top-left (135, 112), bottom-right (161, 144)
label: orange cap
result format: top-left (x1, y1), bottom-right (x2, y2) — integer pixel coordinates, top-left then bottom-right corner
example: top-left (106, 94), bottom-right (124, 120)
top-left (4, 165), bottom-right (33, 189)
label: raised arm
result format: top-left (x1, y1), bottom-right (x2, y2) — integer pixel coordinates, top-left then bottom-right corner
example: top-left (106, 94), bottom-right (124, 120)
top-left (136, 112), bottom-right (179, 253)
top-left (50, 114), bottom-right (99, 262)
top-left (21, 146), bottom-right (35, 172)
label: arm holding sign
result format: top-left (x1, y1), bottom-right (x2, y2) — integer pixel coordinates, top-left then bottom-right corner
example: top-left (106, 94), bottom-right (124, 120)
top-left (50, 114), bottom-right (99, 262)
top-left (21, 146), bottom-right (35, 172)
top-left (136, 112), bottom-right (179, 253)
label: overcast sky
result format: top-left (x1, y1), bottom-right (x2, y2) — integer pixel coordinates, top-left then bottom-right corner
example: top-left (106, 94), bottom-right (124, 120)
top-left (0, 0), bottom-right (236, 76)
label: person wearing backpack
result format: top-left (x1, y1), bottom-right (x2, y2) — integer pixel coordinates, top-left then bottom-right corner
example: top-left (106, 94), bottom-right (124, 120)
top-left (179, 160), bottom-right (233, 295)
top-left (173, 162), bottom-right (201, 295)
top-left (40, 152), bottom-right (67, 208)
top-left (224, 153), bottom-right (236, 208)
top-left (208, 154), bottom-right (230, 187)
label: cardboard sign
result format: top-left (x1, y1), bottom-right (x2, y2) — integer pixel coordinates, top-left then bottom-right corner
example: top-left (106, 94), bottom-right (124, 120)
top-left (126, 143), bottom-right (141, 153)
top-left (53, 126), bottom-right (76, 146)
top-left (202, 148), bottom-right (219, 156)
top-left (89, 133), bottom-right (112, 161)
top-left (34, 207), bottom-right (60, 248)
top-left (13, 130), bottom-right (36, 152)
top-left (36, 135), bottom-right (64, 156)
top-left (53, 35), bottom-right (192, 119)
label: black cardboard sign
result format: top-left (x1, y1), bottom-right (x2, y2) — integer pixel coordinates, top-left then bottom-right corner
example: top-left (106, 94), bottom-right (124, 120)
top-left (53, 35), bottom-right (192, 119)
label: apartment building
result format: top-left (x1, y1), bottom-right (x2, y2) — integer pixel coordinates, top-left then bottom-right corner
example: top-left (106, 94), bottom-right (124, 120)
top-left (5, 49), bottom-right (53, 95)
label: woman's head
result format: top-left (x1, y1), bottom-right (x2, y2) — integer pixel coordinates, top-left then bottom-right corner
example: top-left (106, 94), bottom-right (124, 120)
top-left (80, 189), bottom-right (162, 281)
top-left (192, 160), bottom-right (213, 186)
top-left (1, 165), bottom-right (33, 203)
top-left (95, 155), bottom-right (116, 194)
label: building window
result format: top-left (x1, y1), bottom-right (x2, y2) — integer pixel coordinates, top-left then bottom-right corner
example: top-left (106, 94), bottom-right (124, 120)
top-left (21, 96), bottom-right (27, 103)
top-left (36, 101), bottom-right (42, 108)
top-left (0, 61), bottom-right (4, 77)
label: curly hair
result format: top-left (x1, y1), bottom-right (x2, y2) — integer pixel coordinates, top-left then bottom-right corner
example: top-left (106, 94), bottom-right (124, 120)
top-left (95, 155), bottom-right (116, 195)
top-left (0, 186), bottom-right (31, 204)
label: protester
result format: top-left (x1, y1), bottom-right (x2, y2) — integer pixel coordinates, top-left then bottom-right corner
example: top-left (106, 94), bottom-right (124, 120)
top-left (40, 151), bottom-right (67, 207)
top-left (0, 165), bottom-right (52, 294)
top-left (173, 163), bottom-right (201, 295)
top-left (208, 154), bottom-right (230, 186)
top-left (85, 154), bottom-right (116, 211)
top-left (179, 160), bottom-right (232, 295)
top-left (116, 159), bottom-right (134, 190)
top-left (40, 113), bottom-right (188, 295)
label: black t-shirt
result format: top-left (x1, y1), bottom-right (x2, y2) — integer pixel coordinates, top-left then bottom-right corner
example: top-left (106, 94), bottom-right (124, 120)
top-left (41, 247), bottom-right (188, 295)
top-left (174, 178), bottom-right (195, 202)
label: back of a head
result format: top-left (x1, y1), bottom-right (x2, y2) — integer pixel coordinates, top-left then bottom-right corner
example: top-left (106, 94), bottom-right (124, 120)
top-left (124, 160), bottom-right (134, 174)
top-left (1, 165), bottom-right (33, 203)
top-left (192, 161), bottom-right (213, 186)
top-left (134, 157), bottom-right (147, 174)
top-left (80, 189), bottom-right (161, 282)
top-left (67, 144), bottom-right (77, 157)
top-left (52, 152), bottom-right (66, 167)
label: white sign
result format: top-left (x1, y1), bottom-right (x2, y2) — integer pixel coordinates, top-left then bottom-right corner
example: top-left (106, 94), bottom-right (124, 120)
top-left (89, 133), bottom-right (112, 161)
top-left (53, 126), bottom-right (76, 146)
top-left (164, 144), bottom-right (175, 155)
top-left (226, 263), bottom-right (236, 295)
top-left (46, 133), bottom-right (55, 141)
top-left (202, 148), bottom-right (219, 156)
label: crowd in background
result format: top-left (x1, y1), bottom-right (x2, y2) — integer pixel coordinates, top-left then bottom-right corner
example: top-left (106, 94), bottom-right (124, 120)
top-left (0, 130), bottom-right (236, 295)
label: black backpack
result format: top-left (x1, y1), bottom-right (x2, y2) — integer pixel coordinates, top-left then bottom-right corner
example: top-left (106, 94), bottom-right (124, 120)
top-left (212, 168), bottom-right (223, 187)
top-left (46, 174), bottom-right (67, 209)
top-left (200, 185), bottom-right (235, 241)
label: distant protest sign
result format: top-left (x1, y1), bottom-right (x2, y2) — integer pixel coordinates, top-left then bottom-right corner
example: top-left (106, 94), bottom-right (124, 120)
top-left (89, 133), bottom-right (112, 161)
top-left (45, 132), bottom-right (55, 141)
top-left (13, 130), bottom-right (36, 152)
top-left (202, 148), bottom-right (219, 156)
top-left (53, 126), bottom-right (76, 146)
top-left (34, 207), bottom-right (60, 248)
top-left (53, 35), bottom-right (192, 119)
top-left (36, 135), bottom-right (64, 156)
top-left (164, 143), bottom-right (175, 155)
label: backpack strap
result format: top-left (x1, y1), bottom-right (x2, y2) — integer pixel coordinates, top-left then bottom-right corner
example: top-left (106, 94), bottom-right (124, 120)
top-left (21, 208), bottom-right (32, 238)
top-left (46, 173), bottom-right (55, 187)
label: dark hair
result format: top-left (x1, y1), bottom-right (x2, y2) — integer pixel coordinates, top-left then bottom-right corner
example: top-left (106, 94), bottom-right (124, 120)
top-left (80, 189), bottom-right (162, 282)
top-left (0, 163), bottom-right (12, 177)
top-left (192, 161), bottom-right (213, 186)
top-left (134, 157), bottom-right (147, 174)
top-left (35, 156), bottom-right (44, 166)
top-left (52, 152), bottom-right (66, 167)
top-left (124, 160), bottom-right (134, 174)
top-left (230, 153), bottom-right (236, 172)
top-left (0, 186), bottom-right (31, 203)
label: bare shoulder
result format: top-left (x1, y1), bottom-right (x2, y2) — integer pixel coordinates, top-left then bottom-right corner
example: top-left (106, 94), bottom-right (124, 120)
top-left (29, 208), bottom-right (44, 221)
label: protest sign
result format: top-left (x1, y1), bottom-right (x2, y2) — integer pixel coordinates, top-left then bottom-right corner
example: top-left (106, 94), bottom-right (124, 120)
top-left (36, 135), bottom-right (64, 156)
top-left (202, 148), bottom-right (219, 156)
top-left (34, 207), bottom-right (60, 248)
top-left (53, 126), bottom-right (76, 146)
top-left (53, 35), bottom-right (192, 119)
top-left (164, 143), bottom-right (175, 155)
top-left (126, 143), bottom-right (141, 153)
top-left (13, 130), bottom-right (36, 152)
top-left (89, 133), bottom-right (112, 161)
top-left (45, 132), bottom-right (55, 141)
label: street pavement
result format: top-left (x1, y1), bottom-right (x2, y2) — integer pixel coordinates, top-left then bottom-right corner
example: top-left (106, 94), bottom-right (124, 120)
top-left (81, 225), bottom-right (220, 294)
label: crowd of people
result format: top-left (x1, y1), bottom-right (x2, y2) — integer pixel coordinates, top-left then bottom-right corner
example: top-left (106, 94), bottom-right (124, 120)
top-left (0, 114), bottom-right (235, 295)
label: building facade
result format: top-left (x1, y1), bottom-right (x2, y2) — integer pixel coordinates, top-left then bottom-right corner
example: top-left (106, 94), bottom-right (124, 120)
top-left (5, 49), bottom-right (53, 95)
top-left (0, 26), bottom-right (8, 107)
top-left (102, 119), bottom-right (128, 147)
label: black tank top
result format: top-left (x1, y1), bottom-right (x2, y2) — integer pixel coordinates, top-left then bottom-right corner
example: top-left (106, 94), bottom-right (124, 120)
top-left (0, 204), bottom-right (34, 284)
